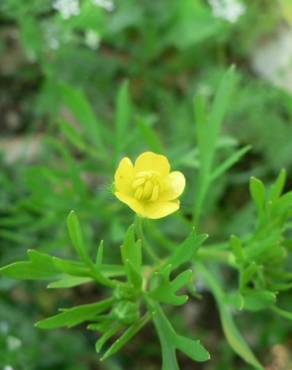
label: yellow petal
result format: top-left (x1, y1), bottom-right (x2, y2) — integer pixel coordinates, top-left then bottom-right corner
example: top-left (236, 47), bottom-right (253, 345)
top-left (114, 157), bottom-right (134, 194)
top-left (160, 171), bottom-right (186, 201)
top-left (115, 192), bottom-right (145, 216)
top-left (134, 152), bottom-right (170, 176)
top-left (143, 200), bottom-right (180, 219)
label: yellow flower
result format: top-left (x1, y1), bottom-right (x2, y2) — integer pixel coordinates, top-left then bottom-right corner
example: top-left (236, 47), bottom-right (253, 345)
top-left (114, 151), bottom-right (185, 219)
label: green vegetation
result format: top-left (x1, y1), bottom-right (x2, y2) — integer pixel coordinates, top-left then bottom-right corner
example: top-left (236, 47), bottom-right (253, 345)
top-left (0, 1), bottom-right (292, 369)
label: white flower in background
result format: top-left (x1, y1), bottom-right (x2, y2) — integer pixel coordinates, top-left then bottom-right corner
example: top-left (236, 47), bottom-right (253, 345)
top-left (85, 30), bottom-right (101, 49)
top-left (53, 0), bottom-right (80, 19)
top-left (47, 35), bottom-right (60, 50)
top-left (92, 0), bottom-right (115, 12)
top-left (7, 336), bottom-right (22, 351)
top-left (251, 27), bottom-right (292, 94)
top-left (208, 0), bottom-right (246, 23)
top-left (4, 366), bottom-right (14, 370)
top-left (44, 24), bottom-right (61, 50)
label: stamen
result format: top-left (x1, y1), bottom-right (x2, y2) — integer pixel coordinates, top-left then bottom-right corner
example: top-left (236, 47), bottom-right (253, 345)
top-left (133, 171), bottom-right (161, 201)
top-left (143, 180), bottom-right (153, 198)
top-left (150, 185), bottom-right (159, 201)
top-left (134, 187), bottom-right (144, 200)
top-left (132, 178), bottom-right (145, 189)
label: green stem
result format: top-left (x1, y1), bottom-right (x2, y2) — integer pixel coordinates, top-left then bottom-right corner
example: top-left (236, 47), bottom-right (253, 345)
top-left (144, 220), bottom-right (176, 251)
top-left (135, 216), bottom-right (160, 263)
top-left (197, 249), bottom-right (235, 267)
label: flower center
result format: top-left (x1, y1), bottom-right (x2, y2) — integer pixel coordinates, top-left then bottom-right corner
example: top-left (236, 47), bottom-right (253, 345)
top-left (132, 171), bottom-right (160, 202)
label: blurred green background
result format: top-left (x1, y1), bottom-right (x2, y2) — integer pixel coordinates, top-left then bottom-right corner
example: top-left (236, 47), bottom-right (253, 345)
top-left (0, 0), bottom-right (292, 369)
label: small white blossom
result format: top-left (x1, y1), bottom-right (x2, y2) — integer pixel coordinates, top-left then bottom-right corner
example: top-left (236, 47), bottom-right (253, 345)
top-left (7, 336), bottom-right (22, 351)
top-left (85, 30), bottom-right (101, 49)
top-left (92, 0), bottom-right (115, 12)
top-left (53, 0), bottom-right (80, 19)
top-left (44, 24), bottom-right (61, 50)
top-left (4, 366), bottom-right (14, 370)
top-left (197, 83), bottom-right (212, 97)
top-left (252, 27), bottom-right (292, 94)
top-left (208, 0), bottom-right (245, 23)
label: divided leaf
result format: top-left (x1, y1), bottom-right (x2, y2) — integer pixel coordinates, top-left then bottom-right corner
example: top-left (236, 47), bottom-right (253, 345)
top-left (197, 263), bottom-right (263, 370)
top-left (150, 266), bottom-right (192, 305)
top-left (121, 225), bottom-right (142, 289)
top-left (243, 290), bottom-right (276, 311)
top-left (0, 250), bottom-right (59, 280)
top-left (47, 276), bottom-right (93, 289)
top-left (165, 229), bottom-right (208, 272)
top-left (35, 298), bottom-right (114, 329)
top-left (100, 313), bottom-right (150, 361)
top-left (121, 225), bottom-right (142, 274)
top-left (250, 177), bottom-right (266, 216)
top-left (150, 302), bottom-right (210, 370)
top-left (67, 210), bottom-right (91, 265)
top-left (269, 169), bottom-right (286, 202)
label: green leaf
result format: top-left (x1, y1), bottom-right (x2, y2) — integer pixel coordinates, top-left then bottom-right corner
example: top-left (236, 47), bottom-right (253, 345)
top-left (197, 263), bottom-right (263, 370)
top-left (204, 66), bottom-right (237, 164)
top-left (250, 177), bottom-right (266, 215)
top-left (211, 145), bottom-right (251, 182)
top-left (150, 301), bottom-right (210, 370)
top-left (150, 266), bottom-right (192, 305)
top-left (227, 292), bottom-right (244, 310)
top-left (272, 191), bottom-right (292, 215)
top-left (35, 298), bottom-right (114, 329)
top-left (52, 257), bottom-right (119, 287)
top-left (269, 169), bottom-right (286, 202)
top-left (59, 119), bottom-right (86, 152)
top-left (243, 290), bottom-right (276, 311)
top-left (136, 116), bottom-right (164, 153)
top-left (60, 84), bottom-right (106, 153)
top-left (96, 240), bottom-right (104, 265)
top-left (165, 229), bottom-right (208, 272)
top-left (67, 210), bottom-right (92, 264)
top-left (95, 323), bottom-right (122, 353)
top-left (59, 119), bottom-right (103, 160)
top-left (115, 80), bottom-right (131, 160)
top-left (47, 276), bottom-right (93, 289)
top-left (175, 334), bottom-right (209, 362)
top-left (245, 232), bottom-right (280, 260)
top-left (0, 250), bottom-right (59, 280)
top-left (220, 305), bottom-right (262, 370)
top-left (165, 3), bottom-right (221, 49)
top-left (240, 262), bottom-right (259, 289)
top-left (230, 235), bottom-right (245, 264)
top-left (19, 16), bottom-right (42, 59)
top-left (112, 301), bottom-right (140, 325)
top-left (53, 257), bottom-right (90, 277)
top-left (101, 313), bottom-right (150, 361)
top-left (47, 137), bottom-right (87, 197)
top-left (121, 225), bottom-right (143, 289)
top-left (124, 259), bottom-right (143, 290)
top-left (272, 306), bottom-right (292, 320)
top-left (194, 66), bottom-right (237, 222)
top-left (121, 225), bottom-right (142, 274)
top-left (99, 264), bottom-right (126, 278)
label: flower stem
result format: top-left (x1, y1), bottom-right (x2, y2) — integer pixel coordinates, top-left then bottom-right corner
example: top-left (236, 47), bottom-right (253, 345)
top-left (135, 216), bottom-right (160, 263)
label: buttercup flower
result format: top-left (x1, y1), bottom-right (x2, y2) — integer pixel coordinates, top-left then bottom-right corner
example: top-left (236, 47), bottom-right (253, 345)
top-left (114, 152), bottom-right (185, 219)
